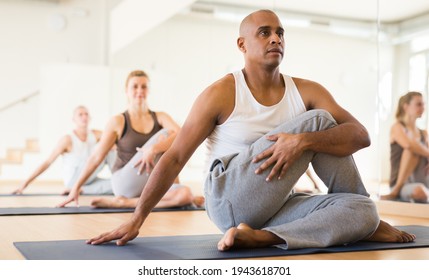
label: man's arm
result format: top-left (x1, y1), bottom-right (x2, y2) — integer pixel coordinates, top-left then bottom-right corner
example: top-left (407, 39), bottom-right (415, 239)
top-left (87, 76), bottom-right (233, 246)
top-left (13, 136), bottom-right (70, 194)
top-left (57, 116), bottom-right (121, 207)
top-left (297, 78), bottom-right (370, 155)
top-left (254, 78), bottom-right (370, 181)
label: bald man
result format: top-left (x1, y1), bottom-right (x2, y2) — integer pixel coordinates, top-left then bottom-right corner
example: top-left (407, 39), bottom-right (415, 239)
top-left (14, 106), bottom-right (115, 195)
top-left (87, 10), bottom-right (415, 250)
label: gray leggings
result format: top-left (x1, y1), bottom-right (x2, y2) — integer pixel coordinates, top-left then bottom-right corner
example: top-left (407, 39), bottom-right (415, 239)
top-left (205, 109), bottom-right (379, 250)
top-left (111, 129), bottom-right (182, 198)
top-left (398, 157), bottom-right (429, 202)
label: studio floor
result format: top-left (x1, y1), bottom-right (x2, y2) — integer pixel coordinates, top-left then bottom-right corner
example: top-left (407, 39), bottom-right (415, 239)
top-left (0, 181), bottom-right (429, 260)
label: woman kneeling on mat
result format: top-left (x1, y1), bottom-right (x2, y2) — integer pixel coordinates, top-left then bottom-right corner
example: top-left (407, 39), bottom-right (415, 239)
top-left (57, 70), bottom-right (204, 208)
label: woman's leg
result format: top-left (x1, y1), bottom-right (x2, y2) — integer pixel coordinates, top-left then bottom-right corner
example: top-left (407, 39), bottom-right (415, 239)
top-left (382, 149), bottom-right (419, 200)
top-left (92, 129), bottom-right (204, 208)
top-left (110, 129), bottom-right (170, 198)
top-left (399, 182), bottom-right (429, 203)
top-left (81, 178), bottom-right (113, 195)
top-left (91, 184), bottom-right (205, 208)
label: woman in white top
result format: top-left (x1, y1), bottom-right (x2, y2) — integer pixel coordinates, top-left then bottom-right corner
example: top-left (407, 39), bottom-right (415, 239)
top-left (13, 105), bottom-right (114, 195)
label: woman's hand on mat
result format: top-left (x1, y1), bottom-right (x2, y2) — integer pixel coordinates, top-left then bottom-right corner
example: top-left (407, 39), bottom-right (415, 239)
top-left (56, 188), bottom-right (80, 207)
top-left (134, 147), bottom-right (156, 175)
top-left (253, 133), bottom-right (304, 182)
top-left (86, 219), bottom-right (141, 246)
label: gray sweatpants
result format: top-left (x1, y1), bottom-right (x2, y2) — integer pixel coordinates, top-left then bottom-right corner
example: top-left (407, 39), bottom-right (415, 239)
top-left (111, 129), bottom-right (183, 198)
top-left (204, 109), bottom-right (379, 250)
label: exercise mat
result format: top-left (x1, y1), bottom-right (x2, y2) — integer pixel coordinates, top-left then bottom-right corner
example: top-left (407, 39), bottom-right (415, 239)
top-left (14, 225), bottom-right (429, 260)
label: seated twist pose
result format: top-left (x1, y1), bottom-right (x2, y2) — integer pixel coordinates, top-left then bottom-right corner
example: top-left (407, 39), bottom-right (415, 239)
top-left (382, 91), bottom-right (429, 203)
top-left (87, 10), bottom-right (415, 250)
top-left (58, 70), bottom-right (204, 208)
top-left (13, 105), bottom-right (114, 195)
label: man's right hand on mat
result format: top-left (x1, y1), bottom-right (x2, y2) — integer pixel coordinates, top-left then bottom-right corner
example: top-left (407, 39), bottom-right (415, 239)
top-left (86, 219), bottom-right (140, 246)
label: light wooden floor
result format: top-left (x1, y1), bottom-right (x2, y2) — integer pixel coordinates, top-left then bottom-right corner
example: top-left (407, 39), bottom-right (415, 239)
top-left (1, 181), bottom-right (429, 260)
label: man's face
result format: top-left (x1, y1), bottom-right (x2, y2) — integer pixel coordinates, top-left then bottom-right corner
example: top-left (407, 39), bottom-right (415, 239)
top-left (239, 11), bottom-right (285, 68)
top-left (73, 107), bottom-right (90, 127)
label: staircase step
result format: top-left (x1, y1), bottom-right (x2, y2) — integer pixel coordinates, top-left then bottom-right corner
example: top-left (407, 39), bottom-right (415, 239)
top-left (0, 138), bottom-right (40, 177)
top-left (25, 138), bottom-right (39, 152)
top-left (5, 149), bottom-right (23, 163)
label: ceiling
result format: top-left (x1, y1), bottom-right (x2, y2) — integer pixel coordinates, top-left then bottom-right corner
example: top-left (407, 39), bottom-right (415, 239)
top-left (6, 0), bottom-right (429, 23)
top-left (7, 0), bottom-right (429, 23)
top-left (197, 0), bottom-right (429, 23)
top-left (5, 0), bottom-right (429, 50)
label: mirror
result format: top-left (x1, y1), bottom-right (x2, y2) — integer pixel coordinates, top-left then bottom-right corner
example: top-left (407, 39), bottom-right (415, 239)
top-left (377, 0), bottom-right (429, 212)
top-left (2, 0), bottom-right (428, 213)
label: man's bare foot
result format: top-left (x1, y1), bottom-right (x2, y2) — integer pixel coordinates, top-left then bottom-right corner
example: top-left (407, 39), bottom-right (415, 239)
top-left (217, 223), bottom-right (284, 251)
top-left (364, 220), bottom-right (416, 243)
top-left (380, 193), bottom-right (398, 201)
top-left (91, 197), bottom-right (136, 208)
top-left (193, 196), bottom-right (205, 207)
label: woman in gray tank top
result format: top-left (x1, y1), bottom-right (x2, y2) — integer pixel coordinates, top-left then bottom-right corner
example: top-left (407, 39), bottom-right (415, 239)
top-left (382, 91), bottom-right (429, 203)
top-left (57, 70), bottom-right (204, 208)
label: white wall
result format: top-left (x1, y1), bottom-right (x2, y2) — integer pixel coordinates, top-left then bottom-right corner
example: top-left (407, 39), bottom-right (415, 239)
top-left (0, 2), bottom-right (384, 185)
top-left (0, 0), bottom-right (108, 156)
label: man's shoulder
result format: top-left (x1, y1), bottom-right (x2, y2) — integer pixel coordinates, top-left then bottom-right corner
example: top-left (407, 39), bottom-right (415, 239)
top-left (211, 73), bottom-right (235, 90)
top-left (203, 73), bottom-right (235, 98)
top-left (57, 134), bottom-right (73, 152)
top-left (291, 76), bottom-right (318, 87)
top-left (291, 76), bottom-right (327, 95)
top-left (90, 129), bottom-right (103, 140)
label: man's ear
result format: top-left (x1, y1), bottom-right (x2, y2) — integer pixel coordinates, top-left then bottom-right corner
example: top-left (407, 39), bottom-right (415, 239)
top-left (237, 37), bottom-right (246, 53)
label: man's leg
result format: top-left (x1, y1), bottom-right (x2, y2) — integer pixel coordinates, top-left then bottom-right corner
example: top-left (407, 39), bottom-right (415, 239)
top-left (262, 193), bottom-right (378, 249)
top-left (205, 109), bottom-right (366, 231)
top-left (205, 109), bottom-right (414, 250)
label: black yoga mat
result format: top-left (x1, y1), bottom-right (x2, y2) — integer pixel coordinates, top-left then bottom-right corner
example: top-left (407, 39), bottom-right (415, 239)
top-left (0, 193), bottom-right (108, 197)
top-left (14, 225), bottom-right (429, 260)
top-left (0, 205), bottom-right (204, 216)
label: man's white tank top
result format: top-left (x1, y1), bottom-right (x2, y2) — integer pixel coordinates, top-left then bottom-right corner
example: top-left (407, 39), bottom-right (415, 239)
top-left (205, 70), bottom-right (306, 172)
top-left (62, 130), bottom-right (97, 186)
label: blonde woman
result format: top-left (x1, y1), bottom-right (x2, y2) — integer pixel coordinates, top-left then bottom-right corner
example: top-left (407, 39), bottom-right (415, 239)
top-left (58, 70), bottom-right (204, 208)
top-left (382, 91), bottom-right (429, 203)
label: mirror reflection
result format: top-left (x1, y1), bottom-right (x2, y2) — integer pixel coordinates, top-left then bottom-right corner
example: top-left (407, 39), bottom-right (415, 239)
top-left (377, 0), bottom-right (429, 206)
top-left (0, 0), bottom-right (428, 210)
